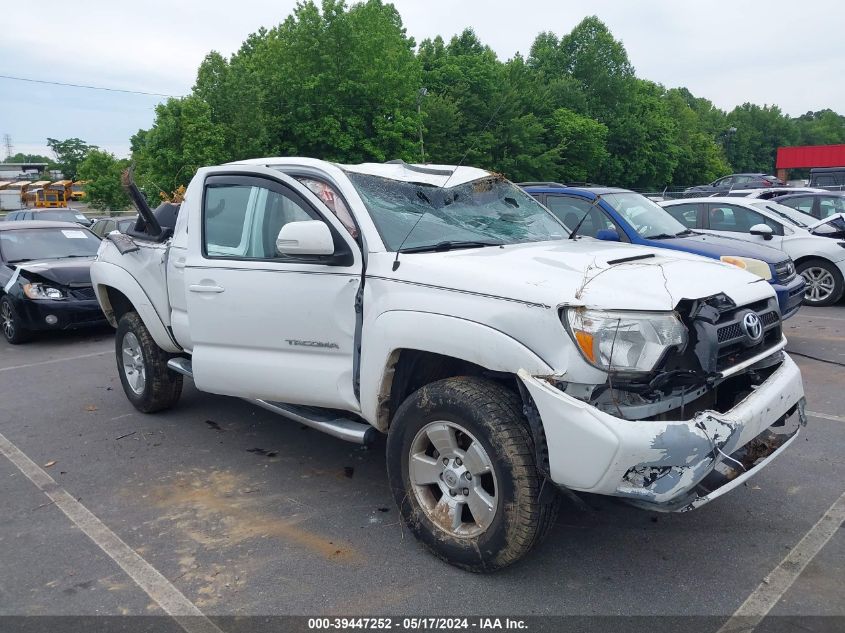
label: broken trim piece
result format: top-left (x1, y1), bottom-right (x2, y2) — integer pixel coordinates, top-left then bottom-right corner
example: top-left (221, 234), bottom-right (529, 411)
top-left (719, 335), bottom-right (787, 379)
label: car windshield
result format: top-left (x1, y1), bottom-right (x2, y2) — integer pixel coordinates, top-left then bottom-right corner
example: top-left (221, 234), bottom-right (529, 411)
top-left (750, 201), bottom-right (810, 227)
top-left (37, 210), bottom-right (88, 222)
top-left (345, 172), bottom-right (567, 251)
top-left (602, 191), bottom-right (688, 239)
top-left (0, 227), bottom-right (100, 263)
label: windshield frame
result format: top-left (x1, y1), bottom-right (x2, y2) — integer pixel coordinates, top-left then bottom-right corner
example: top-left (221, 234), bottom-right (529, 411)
top-left (344, 171), bottom-right (569, 252)
top-left (0, 227), bottom-right (101, 264)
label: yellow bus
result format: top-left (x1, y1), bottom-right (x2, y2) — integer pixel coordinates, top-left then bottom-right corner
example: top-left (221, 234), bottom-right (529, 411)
top-left (70, 181), bottom-right (88, 201)
top-left (34, 180), bottom-right (73, 208)
top-left (23, 180), bottom-right (51, 204)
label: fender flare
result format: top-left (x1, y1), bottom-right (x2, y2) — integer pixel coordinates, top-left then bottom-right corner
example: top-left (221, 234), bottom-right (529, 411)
top-left (359, 310), bottom-right (553, 430)
top-left (91, 262), bottom-right (181, 353)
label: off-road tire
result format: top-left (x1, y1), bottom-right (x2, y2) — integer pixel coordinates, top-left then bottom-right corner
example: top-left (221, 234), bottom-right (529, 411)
top-left (798, 258), bottom-right (844, 307)
top-left (387, 376), bottom-right (560, 572)
top-left (116, 311), bottom-right (182, 413)
top-left (1, 296), bottom-right (31, 344)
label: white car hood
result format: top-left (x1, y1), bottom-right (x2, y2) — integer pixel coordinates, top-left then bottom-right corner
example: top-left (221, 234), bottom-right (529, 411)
top-left (807, 212), bottom-right (845, 230)
top-left (377, 239), bottom-right (772, 311)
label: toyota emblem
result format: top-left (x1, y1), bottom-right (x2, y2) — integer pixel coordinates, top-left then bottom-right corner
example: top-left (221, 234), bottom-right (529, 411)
top-left (740, 312), bottom-right (763, 344)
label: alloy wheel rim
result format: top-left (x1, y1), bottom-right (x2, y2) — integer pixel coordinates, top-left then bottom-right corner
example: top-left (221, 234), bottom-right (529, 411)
top-left (408, 421), bottom-right (498, 538)
top-left (1, 303), bottom-right (14, 340)
top-left (121, 332), bottom-right (146, 395)
top-left (802, 267), bottom-right (835, 303)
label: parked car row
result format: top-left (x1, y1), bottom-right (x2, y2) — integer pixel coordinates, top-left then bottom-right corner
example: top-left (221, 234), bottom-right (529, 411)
top-left (521, 184), bottom-right (806, 317)
top-left (660, 197), bottom-right (845, 306)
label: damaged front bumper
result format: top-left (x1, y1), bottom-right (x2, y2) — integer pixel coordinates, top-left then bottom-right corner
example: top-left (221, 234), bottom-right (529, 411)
top-left (518, 354), bottom-right (806, 512)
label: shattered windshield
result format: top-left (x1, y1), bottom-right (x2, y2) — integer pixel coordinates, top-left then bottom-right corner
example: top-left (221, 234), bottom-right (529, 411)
top-left (602, 192), bottom-right (689, 239)
top-left (345, 172), bottom-right (567, 251)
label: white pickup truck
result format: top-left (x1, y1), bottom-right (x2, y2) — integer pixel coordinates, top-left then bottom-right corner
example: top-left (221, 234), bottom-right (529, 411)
top-left (92, 158), bottom-right (807, 572)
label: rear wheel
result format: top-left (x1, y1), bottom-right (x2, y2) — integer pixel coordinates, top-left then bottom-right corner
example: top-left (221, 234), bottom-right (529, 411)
top-left (1, 296), bottom-right (31, 344)
top-left (116, 311), bottom-right (182, 412)
top-left (387, 376), bottom-right (559, 572)
top-left (798, 259), bottom-right (844, 306)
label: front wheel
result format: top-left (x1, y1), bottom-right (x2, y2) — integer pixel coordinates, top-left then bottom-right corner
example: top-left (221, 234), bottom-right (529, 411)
top-left (387, 376), bottom-right (559, 572)
top-left (798, 259), bottom-right (844, 306)
top-left (115, 311), bottom-right (183, 413)
top-left (1, 296), bottom-right (31, 344)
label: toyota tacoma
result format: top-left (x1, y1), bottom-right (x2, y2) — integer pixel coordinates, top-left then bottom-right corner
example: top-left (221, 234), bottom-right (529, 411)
top-left (91, 158), bottom-right (807, 572)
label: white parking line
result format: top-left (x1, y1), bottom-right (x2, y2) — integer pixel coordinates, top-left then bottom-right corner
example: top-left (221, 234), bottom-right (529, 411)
top-left (0, 350), bottom-right (110, 373)
top-left (0, 431), bottom-right (223, 633)
top-left (716, 490), bottom-right (845, 633)
top-left (808, 410), bottom-right (845, 423)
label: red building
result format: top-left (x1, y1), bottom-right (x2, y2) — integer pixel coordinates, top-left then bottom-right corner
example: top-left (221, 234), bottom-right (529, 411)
top-left (775, 144), bottom-right (845, 181)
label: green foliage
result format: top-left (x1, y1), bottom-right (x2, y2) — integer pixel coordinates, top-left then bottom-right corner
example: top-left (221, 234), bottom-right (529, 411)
top-left (77, 149), bottom-right (131, 213)
top-left (724, 103), bottom-right (797, 173)
top-left (2, 152), bottom-right (55, 166)
top-left (128, 7), bottom-right (845, 192)
top-left (132, 95), bottom-right (226, 195)
top-left (46, 137), bottom-right (95, 180)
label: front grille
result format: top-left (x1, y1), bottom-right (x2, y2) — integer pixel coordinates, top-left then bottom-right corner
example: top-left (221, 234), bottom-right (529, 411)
top-left (716, 311), bottom-right (778, 343)
top-left (774, 260), bottom-right (796, 283)
top-left (69, 286), bottom-right (96, 300)
top-left (714, 303), bottom-right (781, 371)
top-left (685, 295), bottom-right (783, 375)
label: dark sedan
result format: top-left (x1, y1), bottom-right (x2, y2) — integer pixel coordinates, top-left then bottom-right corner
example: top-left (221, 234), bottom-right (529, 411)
top-left (685, 173), bottom-right (784, 195)
top-left (0, 221), bottom-right (106, 344)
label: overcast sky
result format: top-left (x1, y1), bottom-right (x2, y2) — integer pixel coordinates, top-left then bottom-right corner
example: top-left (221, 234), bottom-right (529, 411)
top-left (2, 0), bottom-right (843, 159)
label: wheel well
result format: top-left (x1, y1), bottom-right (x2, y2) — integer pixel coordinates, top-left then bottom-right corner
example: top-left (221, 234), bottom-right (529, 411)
top-left (377, 349), bottom-right (518, 430)
top-left (794, 255), bottom-right (831, 268)
top-left (103, 287), bottom-right (134, 322)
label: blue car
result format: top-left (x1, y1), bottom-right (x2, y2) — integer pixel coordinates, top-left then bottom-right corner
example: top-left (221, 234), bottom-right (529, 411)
top-left (521, 184), bottom-right (806, 318)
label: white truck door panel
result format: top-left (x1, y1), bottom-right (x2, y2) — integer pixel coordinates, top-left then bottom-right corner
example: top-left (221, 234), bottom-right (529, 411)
top-left (184, 170), bottom-right (362, 410)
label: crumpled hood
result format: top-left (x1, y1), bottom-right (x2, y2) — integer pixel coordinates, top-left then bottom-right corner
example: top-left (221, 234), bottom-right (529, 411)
top-left (381, 240), bottom-right (773, 311)
top-left (13, 257), bottom-right (95, 287)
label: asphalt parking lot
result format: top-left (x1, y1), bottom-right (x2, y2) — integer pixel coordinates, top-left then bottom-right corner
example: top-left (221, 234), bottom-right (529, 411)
top-left (1, 305), bottom-right (843, 631)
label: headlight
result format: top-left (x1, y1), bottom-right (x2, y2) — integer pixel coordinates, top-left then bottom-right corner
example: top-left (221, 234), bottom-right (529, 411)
top-left (22, 283), bottom-right (65, 300)
top-left (720, 256), bottom-right (772, 280)
top-left (564, 309), bottom-right (687, 373)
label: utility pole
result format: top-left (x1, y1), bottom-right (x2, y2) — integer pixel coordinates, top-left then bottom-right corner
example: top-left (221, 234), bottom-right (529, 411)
top-left (417, 88), bottom-right (428, 164)
top-left (2, 134), bottom-right (12, 161)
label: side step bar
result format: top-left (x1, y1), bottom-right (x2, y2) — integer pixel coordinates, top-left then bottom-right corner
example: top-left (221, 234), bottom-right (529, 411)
top-left (166, 358), bottom-right (376, 445)
top-left (254, 400), bottom-right (377, 445)
top-left (167, 357), bottom-right (194, 377)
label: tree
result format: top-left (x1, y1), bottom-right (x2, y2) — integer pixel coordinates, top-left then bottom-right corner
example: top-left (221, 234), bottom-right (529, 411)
top-left (3, 152), bottom-right (55, 165)
top-left (546, 108), bottom-right (608, 182)
top-left (664, 88), bottom-right (730, 186)
top-left (46, 138), bottom-right (95, 180)
top-left (249, 0), bottom-right (421, 161)
top-left (133, 95), bottom-right (226, 195)
top-left (76, 149), bottom-right (131, 213)
top-left (724, 104), bottom-right (797, 173)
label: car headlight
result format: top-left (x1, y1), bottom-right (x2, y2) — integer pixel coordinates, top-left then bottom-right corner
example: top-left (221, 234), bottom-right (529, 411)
top-left (22, 283), bottom-right (65, 300)
top-left (720, 256), bottom-right (772, 280)
top-left (564, 309), bottom-right (687, 373)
